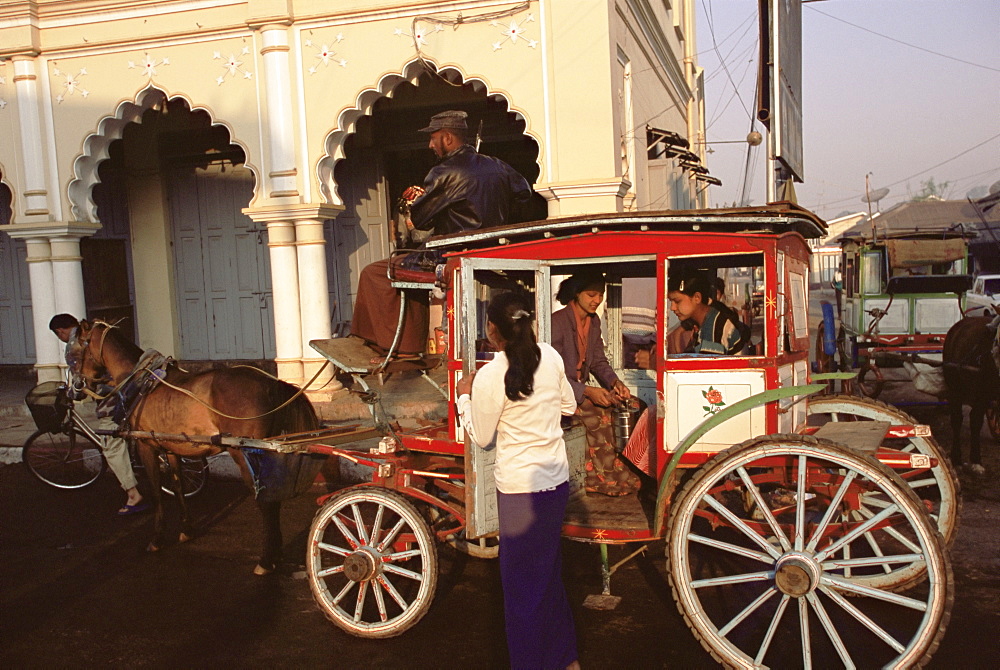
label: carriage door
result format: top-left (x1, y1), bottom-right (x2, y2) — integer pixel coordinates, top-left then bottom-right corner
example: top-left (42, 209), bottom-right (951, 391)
top-left (325, 146), bottom-right (392, 332)
top-left (170, 164), bottom-right (275, 360)
top-left (458, 258), bottom-right (554, 539)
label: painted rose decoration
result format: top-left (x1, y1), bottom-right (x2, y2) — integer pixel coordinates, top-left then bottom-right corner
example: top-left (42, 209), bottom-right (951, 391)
top-left (702, 386), bottom-right (726, 416)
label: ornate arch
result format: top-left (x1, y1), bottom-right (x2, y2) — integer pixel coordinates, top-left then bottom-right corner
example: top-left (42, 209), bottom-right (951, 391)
top-left (67, 85), bottom-right (259, 223)
top-left (317, 59), bottom-right (542, 205)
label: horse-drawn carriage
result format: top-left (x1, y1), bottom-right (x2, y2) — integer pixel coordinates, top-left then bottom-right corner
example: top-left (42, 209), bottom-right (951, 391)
top-left (818, 228), bottom-right (975, 399)
top-left (69, 205), bottom-right (956, 667)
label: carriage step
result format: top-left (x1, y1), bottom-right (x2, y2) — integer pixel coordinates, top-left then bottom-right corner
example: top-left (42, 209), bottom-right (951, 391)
top-left (812, 420), bottom-right (891, 453)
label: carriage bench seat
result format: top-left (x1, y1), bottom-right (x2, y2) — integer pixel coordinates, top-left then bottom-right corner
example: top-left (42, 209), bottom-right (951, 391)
top-left (812, 420), bottom-right (891, 454)
top-left (389, 267), bottom-right (438, 288)
top-left (310, 337), bottom-right (440, 376)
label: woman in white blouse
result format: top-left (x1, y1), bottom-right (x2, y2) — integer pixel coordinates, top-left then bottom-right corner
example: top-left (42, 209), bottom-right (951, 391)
top-left (456, 292), bottom-right (580, 670)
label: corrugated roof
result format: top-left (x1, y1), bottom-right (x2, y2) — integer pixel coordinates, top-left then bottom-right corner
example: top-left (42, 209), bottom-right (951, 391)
top-left (838, 199), bottom-right (1000, 240)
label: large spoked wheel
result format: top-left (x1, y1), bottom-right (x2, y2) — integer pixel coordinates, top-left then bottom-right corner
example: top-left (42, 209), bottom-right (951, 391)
top-left (666, 434), bottom-right (952, 669)
top-left (807, 394), bottom-right (960, 592)
top-left (308, 486), bottom-right (438, 638)
top-left (23, 428), bottom-right (106, 488)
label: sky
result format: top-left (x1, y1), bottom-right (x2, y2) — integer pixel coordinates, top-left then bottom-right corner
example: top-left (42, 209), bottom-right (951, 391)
top-left (694, 0), bottom-right (1000, 221)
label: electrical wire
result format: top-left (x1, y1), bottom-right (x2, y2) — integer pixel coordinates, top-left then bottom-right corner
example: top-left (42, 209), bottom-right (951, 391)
top-left (807, 4), bottom-right (1000, 73)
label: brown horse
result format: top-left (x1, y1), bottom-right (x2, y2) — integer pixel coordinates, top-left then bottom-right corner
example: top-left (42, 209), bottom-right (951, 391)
top-left (69, 320), bottom-right (323, 574)
top-left (942, 311), bottom-right (1000, 472)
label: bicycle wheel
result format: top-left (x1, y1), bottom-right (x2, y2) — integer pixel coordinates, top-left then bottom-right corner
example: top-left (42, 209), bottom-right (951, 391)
top-left (23, 428), bottom-right (106, 489)
top-left (161, 456), bottom-right (208, 497)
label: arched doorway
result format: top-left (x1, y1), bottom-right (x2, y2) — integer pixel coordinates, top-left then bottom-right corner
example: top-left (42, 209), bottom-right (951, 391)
top-left (323, 68), bottom-right (546, 330)
top-left (89, 94), bottom-right (274, 361)
top-left (0, 179), bottom-right (35, 364)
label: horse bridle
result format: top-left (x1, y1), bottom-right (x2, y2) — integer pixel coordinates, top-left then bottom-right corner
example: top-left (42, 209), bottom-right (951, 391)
top-left (73, 321), bottom-right (114, 389)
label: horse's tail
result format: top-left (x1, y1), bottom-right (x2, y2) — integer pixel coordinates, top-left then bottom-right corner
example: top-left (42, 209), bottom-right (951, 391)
top-left (268, 379), bottom-right (320, 435)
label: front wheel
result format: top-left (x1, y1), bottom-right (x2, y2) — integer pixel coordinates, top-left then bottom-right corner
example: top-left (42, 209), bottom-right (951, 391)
top-left (666, 435), bottom-right (951, 669)
top-left (23, 428), bottom-right (106, 489)
top-left (307, 486), bottom-right (438, 638)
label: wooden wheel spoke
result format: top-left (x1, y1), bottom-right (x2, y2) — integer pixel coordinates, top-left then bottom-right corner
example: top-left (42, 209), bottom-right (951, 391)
top-left (331, 579), bottom-right (354, 607)
top-left (823, 552), bottom-right (925, 571)
top-left (691, 570), bottom-right (773, 589)
top-left (806, 592), bottom-right (856, 668)
top-left (855, 506), bottom-right (922, 554)
top-left (736, 466), bottom-right (792, 552)
top-left (353, 580), bottom-right (369, 621)
top-left (351, 503), bottom-right (370, 545)
top-left (687, 532), bottom-right (774, 565)
top-left (718, 586), bottom-right (779, 637)
top-left (702, 493), bottom-right (782, 559)
top-left (376, 518), bottom-right (407, 553)
top-left (372, 578), bottom-right (388, 622)
top-left (816, 503), bottom-right (900, 561)
top-left (755, 594), bottom-right (790, 665)
top-left (799, 597), bottom-right (812, 669)
top-left (332, 513), bottom-right (361, 550)
top-left (377, 574), bottom-right (409, 610)
top-left (795, 455), bottom-right (807, 552)
top-left (822, 574), bottom-right (929, 611)
top-left (385, 548), bottom-right (423, 563)
top-left (316, 564), bottom-right (345, 579)
top-left (820, 585), bottom-right (907, 653)
top-left (806, 470), bottom-right (858, 552)
top-left (316, 541), bottom-right (351, 558)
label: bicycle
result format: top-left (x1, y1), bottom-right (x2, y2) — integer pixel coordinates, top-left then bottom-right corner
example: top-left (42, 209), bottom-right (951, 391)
top-left (22, 381), bottom-right (207, 496)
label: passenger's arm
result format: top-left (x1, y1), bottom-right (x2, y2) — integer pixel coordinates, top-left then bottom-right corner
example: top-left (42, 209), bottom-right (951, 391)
top-left (455, 365), bottom-right (504, 449)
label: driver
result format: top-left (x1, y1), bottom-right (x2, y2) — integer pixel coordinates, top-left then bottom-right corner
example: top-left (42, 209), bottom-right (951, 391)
top-left (350, 110), bottom-right (533, 364)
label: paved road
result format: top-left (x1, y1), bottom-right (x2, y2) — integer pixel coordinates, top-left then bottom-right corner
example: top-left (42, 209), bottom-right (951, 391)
top-left (2, 399), bottom-right (999, 668)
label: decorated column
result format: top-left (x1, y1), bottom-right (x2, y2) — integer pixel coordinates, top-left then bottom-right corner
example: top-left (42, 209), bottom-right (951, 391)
top-left (294, 213), bottom-right (340, 395)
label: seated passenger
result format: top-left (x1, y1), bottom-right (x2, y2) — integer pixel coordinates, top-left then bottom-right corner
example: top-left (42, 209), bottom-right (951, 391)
top-left (668, 274), bottom-right (748, 355)
top-left (622, 274), bottom-right (749, 481)
top-left (350, 110), bottom-right (532, 364)
top-left (551, 272), bottom-right (642, 497)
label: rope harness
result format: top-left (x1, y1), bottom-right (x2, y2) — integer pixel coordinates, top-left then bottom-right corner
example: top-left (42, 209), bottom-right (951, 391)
top-left (75, 320), bottom-right (332, 422)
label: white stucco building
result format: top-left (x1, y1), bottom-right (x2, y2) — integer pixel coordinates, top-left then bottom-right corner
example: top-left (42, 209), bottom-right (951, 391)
top-left (0, 0), bottom-right (710, 386)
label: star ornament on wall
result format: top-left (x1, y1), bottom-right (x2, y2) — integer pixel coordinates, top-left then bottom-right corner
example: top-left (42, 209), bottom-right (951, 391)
top-left (213, 47), bottom-right (253, 85)
top-left (306, 35), bottom-right (348, 74)
top-left (491, 14), bottom-right (538, 51)
top-left (128, 54), bottom-right (170, 79)
top-left (394, 22), bottom-right (444, 47)
top-left (53, 66), bottom-right (90, 103)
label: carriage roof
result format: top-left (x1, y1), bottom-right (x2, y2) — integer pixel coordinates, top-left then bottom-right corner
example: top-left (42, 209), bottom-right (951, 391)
top-left (424, 203), bottom-right (826, 256)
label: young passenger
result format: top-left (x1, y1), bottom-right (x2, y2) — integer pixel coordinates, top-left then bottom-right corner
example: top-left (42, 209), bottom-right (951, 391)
top-left (550, 272), bottom-right (641, 496)
top-left (455, 292), bottom-right (580, 670)
top-left (668, 274), bottom-right (748, 355)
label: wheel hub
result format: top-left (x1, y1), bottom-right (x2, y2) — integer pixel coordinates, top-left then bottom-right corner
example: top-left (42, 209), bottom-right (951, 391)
top-left (343, 548), bottom-right (379, 582)
top-left (775, 552), bottom-right (822, 597)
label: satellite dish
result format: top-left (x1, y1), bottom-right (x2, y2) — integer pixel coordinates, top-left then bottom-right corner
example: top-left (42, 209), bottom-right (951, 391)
top-left (989, 179), bottom-right (1000, 195)
top-left (861, 187), bottom-right (890, 204)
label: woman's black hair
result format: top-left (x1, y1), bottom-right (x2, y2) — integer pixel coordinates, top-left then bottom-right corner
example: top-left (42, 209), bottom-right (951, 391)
top-left (667, 273), bottom-right (714, 303)
top-left (555, 271), bottom-right (606, 306)
top-left (487, 292), bottom-right (540, 401)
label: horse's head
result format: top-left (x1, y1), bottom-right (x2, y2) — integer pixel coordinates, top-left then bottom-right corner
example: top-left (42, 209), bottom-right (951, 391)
top-left (68, 320), bottom-right (115, 389)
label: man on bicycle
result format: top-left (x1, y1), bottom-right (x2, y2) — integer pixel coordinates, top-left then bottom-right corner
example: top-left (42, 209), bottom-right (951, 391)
top-left (49, 314), bottom-right (147, 516)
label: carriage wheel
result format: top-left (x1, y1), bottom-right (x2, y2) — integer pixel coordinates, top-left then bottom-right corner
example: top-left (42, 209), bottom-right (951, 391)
top-left (807, 394), bottom-right (960, 592)
top-left (666, 435), bottom-right (952, 669)
top-left (307, 486), bottom-right (438, 638)
top-left (855, 357), bottom-right (885, 398)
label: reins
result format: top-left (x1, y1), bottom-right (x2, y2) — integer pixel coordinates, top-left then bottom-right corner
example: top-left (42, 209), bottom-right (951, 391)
top-left (76, 320), bottom-right (332, 422)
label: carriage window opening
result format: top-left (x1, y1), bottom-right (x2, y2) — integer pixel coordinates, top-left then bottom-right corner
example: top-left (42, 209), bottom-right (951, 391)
top-left (862, 252), bottom-right (883, 295)
top-left (471, 269), bottom-right (537, 360)
top-left (664, 254), bottom-right (763, 360)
